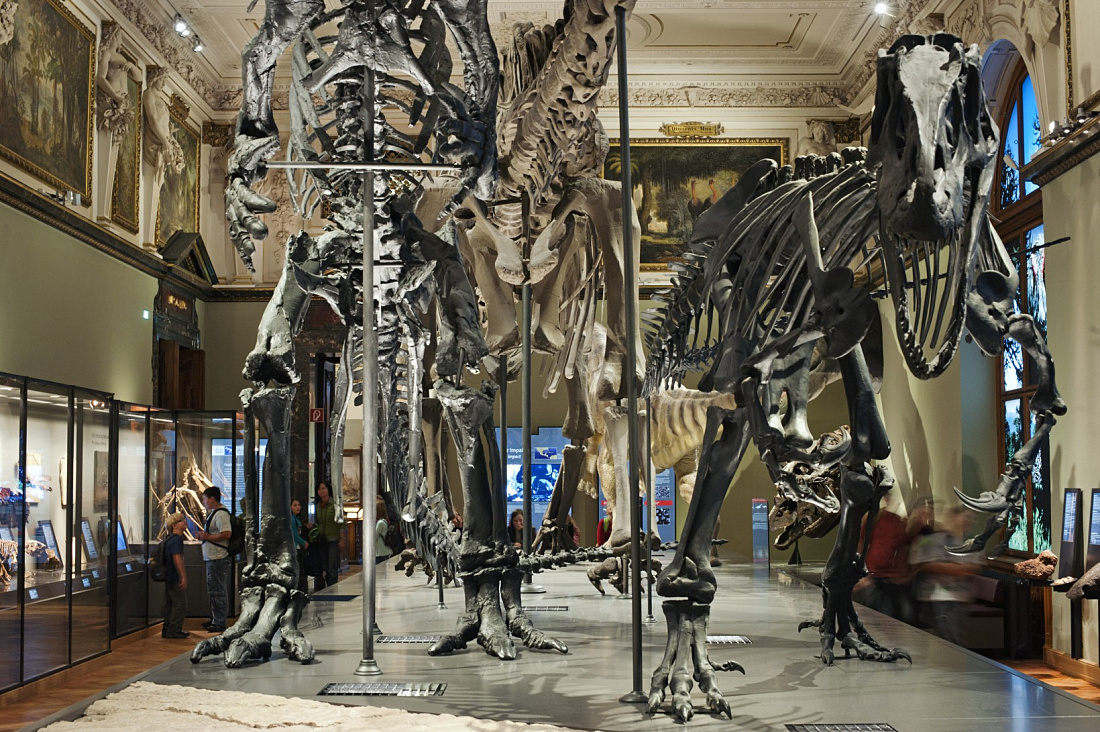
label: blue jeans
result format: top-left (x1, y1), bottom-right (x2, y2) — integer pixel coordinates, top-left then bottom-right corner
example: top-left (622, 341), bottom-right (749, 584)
top-left (205, 557), bottom-right (230, 627)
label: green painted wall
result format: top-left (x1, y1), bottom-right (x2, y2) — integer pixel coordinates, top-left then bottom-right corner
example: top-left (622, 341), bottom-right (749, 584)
top-left (202, 301), bottom-right (266, 410)
top-left (0, 204), bottom-right (157, 403)
top-left (1038, 159), bottom-right (1100, 665)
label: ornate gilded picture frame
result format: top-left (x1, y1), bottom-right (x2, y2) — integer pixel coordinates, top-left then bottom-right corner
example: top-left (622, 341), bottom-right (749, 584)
top-left (604, 137), bottom-right (788, 270)
top-left (0, 0), bottom-right (95, 198)
top-left (110, 74), bottom-right (142, 233)
top-left (155, 106), bottom-right (200, 248)
top-left (1065, 0), bottom-right (1100, 115)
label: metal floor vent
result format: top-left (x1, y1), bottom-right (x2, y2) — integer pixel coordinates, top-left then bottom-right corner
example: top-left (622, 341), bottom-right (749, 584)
top-left (708, 635), bottom-right (752, 644)
top-left (376, 635), bottom-right (442, 644)
top-left (524, 605), bottom-right (570, 611)
top-left (310, 595), bottom-right (359, 602)
top-left (318, 682), bottom-right (446, 697)
top-left (786, 725), bottom-right (897, 732)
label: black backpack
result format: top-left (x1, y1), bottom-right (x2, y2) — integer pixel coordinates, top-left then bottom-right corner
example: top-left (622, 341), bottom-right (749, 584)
top-left (149, 537), bottom-right (169, 582)
top-left (209, 508), bottom-right (247, 558)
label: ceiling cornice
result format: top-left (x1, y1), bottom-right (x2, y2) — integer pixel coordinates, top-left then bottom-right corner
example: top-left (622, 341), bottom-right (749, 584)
top-left (106, 0), bottom-right (242, 111)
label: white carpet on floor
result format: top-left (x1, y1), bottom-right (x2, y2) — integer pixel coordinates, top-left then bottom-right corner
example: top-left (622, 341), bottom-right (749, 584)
top-left (40, 681), bottom-right (586, 731)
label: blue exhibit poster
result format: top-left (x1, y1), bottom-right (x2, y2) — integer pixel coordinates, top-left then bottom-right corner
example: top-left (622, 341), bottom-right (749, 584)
top-left (597, 469), bottom-right (677, 544)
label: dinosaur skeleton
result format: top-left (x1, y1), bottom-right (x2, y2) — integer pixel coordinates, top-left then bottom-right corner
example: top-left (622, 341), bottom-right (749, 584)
top-left (190, 0), bottom-right (507, 667)
top-left (640, 35), bottom-right (1065, 721)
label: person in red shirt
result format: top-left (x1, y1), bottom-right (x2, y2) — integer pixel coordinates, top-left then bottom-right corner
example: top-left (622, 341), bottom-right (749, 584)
top-left (854, 496), bottom-right (930, 624)
top-left (596, 516), bottom-right (612, 547)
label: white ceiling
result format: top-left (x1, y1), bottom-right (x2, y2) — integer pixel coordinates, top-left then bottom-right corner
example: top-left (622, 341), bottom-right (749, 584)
top-left (160, 0), bottom-right (899, 105)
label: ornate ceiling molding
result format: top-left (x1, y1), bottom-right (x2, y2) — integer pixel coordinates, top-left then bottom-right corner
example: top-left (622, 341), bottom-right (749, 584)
top-left (106, 0), bottom-right (243, 111)
top-left (599, 80), bottom-right (848, 108)
top-left (839, 0), bottom-right (941, 103)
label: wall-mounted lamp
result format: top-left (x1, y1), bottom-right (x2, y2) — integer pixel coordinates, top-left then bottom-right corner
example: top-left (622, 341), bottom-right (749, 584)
top-left (40, 189), bottom-right (82, 207)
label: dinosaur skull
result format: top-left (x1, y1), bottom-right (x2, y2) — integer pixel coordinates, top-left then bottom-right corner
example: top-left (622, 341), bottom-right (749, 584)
top-left (868, 34), bottom-right (998, 378)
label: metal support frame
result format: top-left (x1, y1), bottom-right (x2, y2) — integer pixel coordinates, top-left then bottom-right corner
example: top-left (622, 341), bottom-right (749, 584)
top-left (356, 60), bottom-right (382, 677)
top-left (615, 4), bottom-right (647, 705)
top-left (644, 396), bottom-right (656, 624)
top-left (520, 194), bottom-right (544, 594)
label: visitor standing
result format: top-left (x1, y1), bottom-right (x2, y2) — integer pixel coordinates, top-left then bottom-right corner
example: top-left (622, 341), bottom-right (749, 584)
top-left (196, 486), bottom-right (232, 633)
top-left (375, 497), bottom-right (391, 565)
top-left (162, 512), bottom-right (189, 639)
top-left (508, 509), bottom-right (524, 547)
top-left (313, 482), bottom-right (340, 591)
top-left (291, 498), bottom-right (309, 595)
top-left (909, 504), bottom-right (979, 645)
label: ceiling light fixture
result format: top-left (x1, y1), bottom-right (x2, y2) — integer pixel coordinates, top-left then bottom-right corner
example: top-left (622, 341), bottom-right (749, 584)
top-left (173, 14), bottom-right (190, 36)
top-left (874, 2), bottom-right (889, 13)
top-left (192, 37), bottom-right (204, 52)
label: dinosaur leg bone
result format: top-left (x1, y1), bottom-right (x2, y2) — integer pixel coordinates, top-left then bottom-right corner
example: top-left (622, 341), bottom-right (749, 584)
top-left (191, 387), bottom-right (313, 667)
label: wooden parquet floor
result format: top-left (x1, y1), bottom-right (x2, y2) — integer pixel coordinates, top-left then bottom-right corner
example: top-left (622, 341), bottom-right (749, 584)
top-left (1004, 659), bottom-right (1100, 705)
top-left (0, 621), bottom-right (205, 732)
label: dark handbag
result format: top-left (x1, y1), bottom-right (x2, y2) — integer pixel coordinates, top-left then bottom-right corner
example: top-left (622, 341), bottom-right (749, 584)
top-left (301, 544), bottom-right (324, 577)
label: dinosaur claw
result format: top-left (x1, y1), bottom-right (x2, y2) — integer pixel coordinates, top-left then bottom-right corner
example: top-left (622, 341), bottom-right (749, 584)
top-left (798, 618), bottom-right (822, 633)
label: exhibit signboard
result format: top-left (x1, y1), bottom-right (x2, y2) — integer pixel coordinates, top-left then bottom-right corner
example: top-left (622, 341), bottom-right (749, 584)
top-left (1060, 488), bottom-right (1084, 578)
top-left (1087, 488), bottom-right (1100, 569)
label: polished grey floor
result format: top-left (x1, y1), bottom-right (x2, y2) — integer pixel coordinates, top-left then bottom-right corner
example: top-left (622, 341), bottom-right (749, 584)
top-left (125, 556), bottom-right (1100, 730)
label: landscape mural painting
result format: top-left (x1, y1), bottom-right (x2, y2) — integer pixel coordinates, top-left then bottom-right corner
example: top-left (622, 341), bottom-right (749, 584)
top-left (111, 75), bottom-right (141, 232)
top-left (605, 138), bottom-right (787, 268)
top-left (0, 0), bottom-right (95, 198)
top-left (155, 109), bottom-right (199, 247)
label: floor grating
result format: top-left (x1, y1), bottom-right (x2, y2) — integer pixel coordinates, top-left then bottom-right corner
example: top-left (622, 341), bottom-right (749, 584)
top-left (318, 682), bottom-right (446, 697)
top-left (708, 635), bottom-right (752, 644)
top-left (524, 605), bottom-right (570, 611)
top-left (375, 635), bottom-right (442, 644)
top-left (786, 725), bottom-right (897, 732)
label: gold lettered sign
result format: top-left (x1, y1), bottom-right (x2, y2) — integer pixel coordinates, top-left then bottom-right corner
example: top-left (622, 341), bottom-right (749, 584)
top-left (659, 122), bottom-right (725, 138)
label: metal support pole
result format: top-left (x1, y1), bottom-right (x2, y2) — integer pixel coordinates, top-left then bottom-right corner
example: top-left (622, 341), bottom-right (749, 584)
top-left (499, 356), bottom-right (509, 481)
top-left (615, 4), bottom-right (646, 705)
top-left (436, 549), bottom-right (446, 609)
top-left (644, 396), bottom-right (656, 624)
top-left (356, 63), bottom-right (381, 677)
top-left (520, 195), bottom-right (544, 593)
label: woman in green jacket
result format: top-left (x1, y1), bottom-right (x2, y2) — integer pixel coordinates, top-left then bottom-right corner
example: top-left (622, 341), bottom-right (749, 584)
top-left (313, 482), bottom-right (340, 591)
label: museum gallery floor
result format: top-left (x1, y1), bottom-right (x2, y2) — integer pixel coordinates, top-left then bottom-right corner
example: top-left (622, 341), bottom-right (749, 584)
top-left (31, 559), bottom-right (1100, 731)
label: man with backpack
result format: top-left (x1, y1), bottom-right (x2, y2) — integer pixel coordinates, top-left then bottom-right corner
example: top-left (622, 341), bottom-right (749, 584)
top-left (162, 512), bottom-right (189, 638)
top-left (196, 486), bottom-right (233, 633)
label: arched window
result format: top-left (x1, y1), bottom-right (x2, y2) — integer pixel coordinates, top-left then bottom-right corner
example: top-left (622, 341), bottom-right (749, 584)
top-left (993, 58), bottom-right (1048, 556)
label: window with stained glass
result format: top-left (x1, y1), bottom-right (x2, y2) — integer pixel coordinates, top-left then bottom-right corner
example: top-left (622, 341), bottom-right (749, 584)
top-left (993, 59), bottom-right (1048, 556)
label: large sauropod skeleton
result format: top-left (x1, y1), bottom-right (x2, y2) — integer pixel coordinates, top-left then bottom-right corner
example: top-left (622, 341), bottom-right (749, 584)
top-left (190, 0), bottom-right (504, 667)
top-left (640, 34), bottom-right (1065, 721)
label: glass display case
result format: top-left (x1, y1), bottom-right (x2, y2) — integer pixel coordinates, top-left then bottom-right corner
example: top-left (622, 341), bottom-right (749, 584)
top-left (22, 380), bottom-right (72, 681)
top-left (115, 405), bottom-right (151, 636)
top-left (0, 374), bottom-right (21, 693)
top-left (0, 369), bottom-right (245, 693)
top-left (70, 389), bottom-right (111, 665)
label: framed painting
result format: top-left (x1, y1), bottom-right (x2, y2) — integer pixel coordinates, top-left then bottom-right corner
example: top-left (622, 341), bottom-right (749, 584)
top-left (110, 74), bottom-right (141, 233)
top-left (604, 138), bottom-right (788, 269)
top-left (341, 449), bottom-right (362, 505)
top-left (0, 0), bottom-right (95, 198)
top-left (1066, 0), bottom-right (1100, 114)
top-left (154, 107), bottom-right (200, 248)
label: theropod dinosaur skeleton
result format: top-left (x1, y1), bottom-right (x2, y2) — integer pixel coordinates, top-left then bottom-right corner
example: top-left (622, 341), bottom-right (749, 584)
top-left (640, 35), bottom-right (1065, 721)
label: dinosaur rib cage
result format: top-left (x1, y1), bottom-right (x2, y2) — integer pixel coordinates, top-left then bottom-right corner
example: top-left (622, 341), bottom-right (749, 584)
top-left (281, 3), bottom-right (467, 548)
top-left (642, 156), bottom-right (975, 397)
